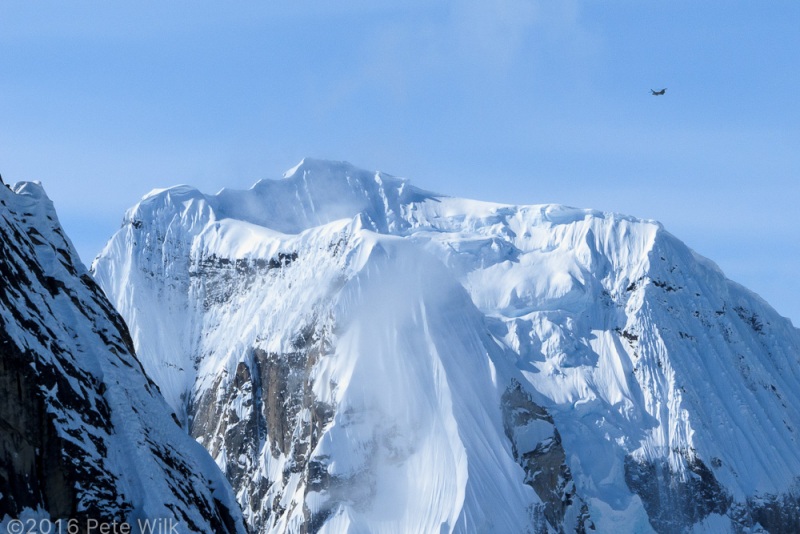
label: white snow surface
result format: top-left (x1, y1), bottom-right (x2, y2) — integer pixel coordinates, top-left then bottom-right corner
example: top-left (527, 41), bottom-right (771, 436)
top-left (0, 181), bottom-right (246, 533)
top-left (92, 158), bottom-right (800, 533)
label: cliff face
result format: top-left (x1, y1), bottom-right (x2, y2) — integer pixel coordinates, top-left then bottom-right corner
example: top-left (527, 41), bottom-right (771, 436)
top-left (0, 180), bottom-right (246, 533)
top-left (0, 327), bottom-right (81, 519)
top-left (93, 159), bottom-right (800, 533)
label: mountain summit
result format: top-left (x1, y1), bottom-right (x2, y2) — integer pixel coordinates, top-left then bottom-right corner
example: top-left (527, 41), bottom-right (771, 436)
top-left (93, 159), bottom-right (800, 533)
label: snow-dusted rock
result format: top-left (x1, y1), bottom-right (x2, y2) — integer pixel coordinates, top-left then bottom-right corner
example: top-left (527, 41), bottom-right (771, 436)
top-left (0, 180), bottom-right (246, 533)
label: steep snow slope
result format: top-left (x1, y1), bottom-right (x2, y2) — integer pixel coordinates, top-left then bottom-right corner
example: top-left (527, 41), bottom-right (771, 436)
top-left (94, 159), bottom-right (800, 533)
top-left (0, 179), bottom-right (246, 533)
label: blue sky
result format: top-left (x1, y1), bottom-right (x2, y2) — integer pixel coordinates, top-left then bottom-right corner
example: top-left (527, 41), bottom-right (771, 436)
top-left (1, 1), bottom-right (798, 325)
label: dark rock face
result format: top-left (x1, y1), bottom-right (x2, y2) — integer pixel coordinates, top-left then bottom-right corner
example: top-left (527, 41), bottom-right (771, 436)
top-left (725, 481), bottom-right (800, 533)
top-left (501, 380), bottom-right (594, 533)
top-left (191, 253), bottom-right (299, 311)
top-left (190, 324), bottom-right (335, 532)
top-left (624, 454), bottom-right (731, 533)
top-left (626, 454), bottom-right (800, 533)
top-left (0, 339), bottom-right (128, 521)
top-left (745, 493), bottom-right (800, 533)
top-left (0, 182), bottom-right (245, 531)
top-left (0, 331), bottom-right (76, 520)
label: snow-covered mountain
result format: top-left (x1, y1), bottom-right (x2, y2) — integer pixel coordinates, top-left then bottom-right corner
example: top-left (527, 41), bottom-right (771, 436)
top-left (93, 158), bottom-right (800, 533)
top-left (0, 179), bottom-right (246, 533)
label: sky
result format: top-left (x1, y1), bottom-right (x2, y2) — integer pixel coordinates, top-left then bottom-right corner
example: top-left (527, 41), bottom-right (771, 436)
top-left (1, 1), bottom-right (798, 325)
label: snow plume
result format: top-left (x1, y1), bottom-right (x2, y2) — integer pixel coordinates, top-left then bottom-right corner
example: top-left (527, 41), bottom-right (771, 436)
top-left (313, 236), bottom-right (539, 532)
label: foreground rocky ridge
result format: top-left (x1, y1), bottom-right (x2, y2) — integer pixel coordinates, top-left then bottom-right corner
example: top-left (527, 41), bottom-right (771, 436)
top-left (93, 159), bottom-right (800, 533)
top-left (0, 179), bottom-right (246, 532)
